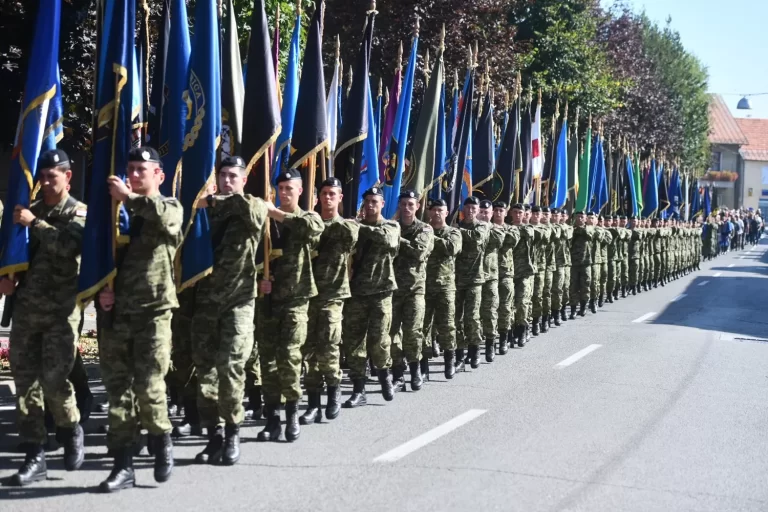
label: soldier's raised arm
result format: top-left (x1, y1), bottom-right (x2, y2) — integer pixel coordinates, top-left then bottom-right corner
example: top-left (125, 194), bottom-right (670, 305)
top-left (124, 193), bottom-right (183, 238)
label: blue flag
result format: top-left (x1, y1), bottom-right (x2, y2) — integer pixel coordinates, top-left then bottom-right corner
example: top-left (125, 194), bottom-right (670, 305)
top-left (0, 0), bottom-right (63, 277)
top-left (625, 155), bottom-right (638, 217)
top-left (77, 0), bottom-right (135, 305)
top-left (158, 0), bottom-right (190, 197)
top-left (273, 13), bottom-right (301, 177)
top-left (429, 82), bottom-right (447, 200)
top-left (595, 137), bottom-right (608, 213)
top-left (690, 185), bottom-right (702, 220)
top-left (703, 186), bottom-right (711, 218)
top-left (382, 35), bottom-right (418, 219)
top-left (178, 0), bottom-right (221, 290)
top-left (550, 119), bottom-right (568, 208)
top-left (642, 159), bottom-right (659, 219)
top-left (357, 81), bottom-right (380, 211)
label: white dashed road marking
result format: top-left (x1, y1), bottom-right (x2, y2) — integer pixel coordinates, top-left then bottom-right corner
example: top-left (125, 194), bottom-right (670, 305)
top-left (555, 345), bottom-right (602, 368)
top-left (632, 312), bottom-right (657, 323)
top-left (698, 281), bottom-right (709, 286)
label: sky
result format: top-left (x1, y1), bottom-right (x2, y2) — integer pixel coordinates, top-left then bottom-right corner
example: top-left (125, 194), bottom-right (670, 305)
top-left (602, 0), bottom-right (768, 119)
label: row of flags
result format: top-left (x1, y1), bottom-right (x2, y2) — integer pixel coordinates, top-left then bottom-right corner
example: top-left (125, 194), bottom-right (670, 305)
top-left (0, 0), bottom-right (718, 305)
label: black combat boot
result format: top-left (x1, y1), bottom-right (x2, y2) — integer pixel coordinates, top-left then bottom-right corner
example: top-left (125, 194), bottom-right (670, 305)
top-left (485, 336), bottom-right (495, 362)
top-left (454, 349), bottom-right (466, 372)
top-left (468, 345), bottom-right (480, 369)
top-left (420, 357), bottom-right (430, 382)
top-left (343, 379), bottom-right (367, 408)
top-left (531, 318), bottom-right (540, 336)
top-left (256, 404), bottom-right (282, 441)
top-left (151, 433), bottom-right (173, 483)
top-left (444, 350), bottom-right (456, 379)
top-left (56, 424), bottom-right (84, 472)
top-left (326, 385), bottom-right (342, 419)
top-left (540, 316), bottom-right (549, 333)
top-left (284, 401), bottom-right (301, 442)
top-left (378, 369), bottom-right (395, 401)
top-left (606, 293), bottom-right (613, 304)
top-left (300, 391), bottom-right (322, 425)
top-left (578, 301), bottom-right (587, 317)
top-left (172, 394), bottom-right (202, 438)
top-left (408, 361), bottom-right (424, 391)
top-left (589, 299), bottom-right (597, 314)
top-left (569, 305), bottom-right (577, 320)
top-left (195, 426), bottom-right (223, 464)
top-left (99, 447), bottom-right (135, 493)
top-left (597, 295), bottom-right (604, 308)
top-left (614, 289), bottom-right (620, 300)
top-left (552, 310), bottom-right (561, 327)
top-left (391, 365), bottom-right (406, 393)
top-left (431, 337), bottom-right (441, 358)
top-left (498, 331), bottom-right (509, 355)
top-left (9, 444), bottom-right (46, 486)
top-left (622, 286), bottom-right (627, 298)
top-left (523, 325), bottom-right (531, 345)
top-left (548, 314), bottom-right (554, 328)
top-left (561, 306), bottom-right (568, 322)
top-left (222, 424), bottom-right (241, 465)
top-left (247, 385), bottom-right (263, 419)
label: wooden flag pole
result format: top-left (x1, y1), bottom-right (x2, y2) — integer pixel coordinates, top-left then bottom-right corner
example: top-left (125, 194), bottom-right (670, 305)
top-left (263, 156), bottom-right (271, 281)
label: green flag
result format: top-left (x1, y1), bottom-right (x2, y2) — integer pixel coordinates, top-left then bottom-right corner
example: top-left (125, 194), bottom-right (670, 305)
top-left (405, 45), bottom-right (444, 198)
top-left (575, 126), bottom-right (592, 211)
top-left (633, 149), bottom-right (643, 212)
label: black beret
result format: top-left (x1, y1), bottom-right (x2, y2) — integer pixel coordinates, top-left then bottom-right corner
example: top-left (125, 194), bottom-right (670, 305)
top-left (128, 146), bottom-right (162, 166)
top-left (363, 186), bottom-right (383, 198)
top-left (510, 203), bottom-right (525, 211)
top-left (479, 199), bottom-right (493, 209)
top-left (523, 204), bottom-right (532, 211)
top-left (463, 196), bottom-right (480, 206)
top-left (619, 215), bottom-right (627, 220)
top-left (492, 201), bottom-right (508, 209)
top-left (428, 198), bottom-right (447, 208)
top-left (629, 215), bottom-right (637, 220)
top-left (605, 215), bottom-right (614, 221)
top-left (550, 208), bottom-right (559, 214)
top-left (573, 210), bottom-right (585, 216)
top-left (531, 205), bottom-right (542, 213)
top-left (587, 211), bottom-right (596, 217)
top-left (276, 169), bottom-right (302, 184)
top-left (219, 155), bottom-right (246, 169)
top-left (37, 149), bottom-right (70, 170)
top-left (541, 207), bottom-right (550, 214)
top-left (319, 177), bottom-right (342, 190)
top-left (399, 189), bottom-right (418, 200)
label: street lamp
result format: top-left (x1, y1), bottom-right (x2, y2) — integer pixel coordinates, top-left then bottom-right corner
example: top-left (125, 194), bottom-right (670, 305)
top-left (737, 96), bottom-right (752, 110)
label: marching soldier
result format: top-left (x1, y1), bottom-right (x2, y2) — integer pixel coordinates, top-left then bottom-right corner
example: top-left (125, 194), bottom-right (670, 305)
top-left (342, 186), bottom-right (399, 408)
top-left (390, 189), bottom-right (434, 391)
top-left (257, 170), bottom-right (324, 443)
top-left (617, 215), bottom-right (630, 298)
top-left (478, 199), bottom-right (505, 361)
top-left (191, 156), bottom-right (268, 464)
top-left (492, 201), bottom-right (519, 354)
top-left (4, 149), bottom-right (86, 486)
top-left (569, 211), bottom-right (594, 318)
top-left (454, 197), bottom-right (490, 370)
top-left (555, 209), bottom-right (573, 322)
top-left (605, 216), bottom-right (620, 304)
top-left (97, 146), bottom-right (182, 492)
top-left (510, 204), bottom-right (535, 346)
top-left (541, 208), bottom-right (558, 330)
top-left (423, 198), bottom-right (462, 378)
top-left (302, 177), bottom-right (358, 423)
top-left (597, 215), bottom-right (610, 307)
top-left (530, 206), bottom-right (551, 334)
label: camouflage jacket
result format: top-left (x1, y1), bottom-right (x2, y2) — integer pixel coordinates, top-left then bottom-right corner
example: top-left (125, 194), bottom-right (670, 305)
top-left (115, 193), bottom-right (183, 314)
top-left (544, 223), bottom-right (558, 271)
top-left (455, 220), bottom-right (490, 289)
top-left (17, 195), bottom-right (86, 317)
top-left (498, 224), bottom-right (521, 278)
top-left (556, 224), bottom-right (574, 267)
top-left (351, 218), bottom-right (400, 296)
top-left (482, 223), bottom-right (506, 282)
top-left (652, 228), bottom-right (662, 254)
top-left (269, 208), bottom-right (324, 303)
top-left (197, 194), bottom-right (267, 309)
top-left (312, 216), bottom-right (359, 302)
top-left (607, 228), bottom-right (621, 262)
top-left (512, 224), bottom-right (536, 278)
top-left (394, 218), bottom-right (434, 295)
top-left (571, 226), bottom-right (595, 267)
top-left (426, 225), bottom-right (462, 291)
top-left (532, 224), bottom-right (552, 271)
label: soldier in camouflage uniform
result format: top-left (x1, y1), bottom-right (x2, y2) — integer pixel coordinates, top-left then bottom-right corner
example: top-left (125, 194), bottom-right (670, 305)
top-left (585, 212), bottom-right (601, 313)
top-left (510, 204), bottom-right (535, 345)
top-left (390, 190), bottom-right (433, 391)
top-left (477, 199), bottom-right (505, 361)
top-left (548, 209), bottom-right (564, 326)
top-left (97, 147), bottom-right (183, 492)
top-left (529, 206), bottom-right (551, 335)
top-left (343, 186), bottom-right (399, 408)
top-left (301, 177), bottom-right (358, 425)
top-left (454, 196), bottom-right (490, 370)
top-left (541, 208), bottom-right (557, 331)
top-left (650, 219), bottom-right (663, 288)
top-left (569, 211), bottom-right (595, 318)
top-left (168, 289), bottom-right (200, 438)
top-left (617, 215), bottom-right (630, 298)
top-left (191, 156), bottom-right (267, 465)
top-left (3, 149), bottom-right (86, 486)
top-left (628, 216), bottom-right (643, 294)
top-left (257, 170), bottom-right (323, 443)
top-left (597, 216), bottom-right (610, 307)
top-left (492, 201), bottom-right (519, 354)
top-left (423, 198), bottom-right (462, 378)
top-left (641, 219), bottom-right (652, 291)
top-left (605, 216), bottom-right (620, 304)
top-left (556, 210), bottom-right (573, 322)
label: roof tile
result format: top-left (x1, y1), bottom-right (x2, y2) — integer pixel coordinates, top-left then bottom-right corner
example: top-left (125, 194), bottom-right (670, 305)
top-left (708, 94), bottom-right (748, 145)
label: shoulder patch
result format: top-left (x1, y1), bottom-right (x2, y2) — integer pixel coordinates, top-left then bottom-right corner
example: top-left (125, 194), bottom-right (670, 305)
top-left (75, 208), bottom-right (88, 217)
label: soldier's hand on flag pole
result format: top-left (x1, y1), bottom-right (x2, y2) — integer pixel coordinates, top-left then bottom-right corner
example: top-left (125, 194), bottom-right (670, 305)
top-left (259, 279), bottom-right (272, 295)
top-left (107, 176), bottom-right (131, 202)
top-left (98, 287), bottom-right (115, 311)
top-left (13, 205), bottom-right (35, 227)
top-left (0, 277), bottom-right (15, 297)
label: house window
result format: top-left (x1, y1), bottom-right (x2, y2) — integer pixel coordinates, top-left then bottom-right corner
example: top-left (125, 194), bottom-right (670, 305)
top-left (710, 151), bottom-right (722, 171)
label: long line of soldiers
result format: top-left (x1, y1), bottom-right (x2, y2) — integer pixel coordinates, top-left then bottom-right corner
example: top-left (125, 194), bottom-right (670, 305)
top-left (3, 145), bottom-right (706, 493)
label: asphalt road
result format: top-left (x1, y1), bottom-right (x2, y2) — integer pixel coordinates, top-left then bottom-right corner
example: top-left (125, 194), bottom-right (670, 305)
top-left (2, 239), bottom-right (768, 511)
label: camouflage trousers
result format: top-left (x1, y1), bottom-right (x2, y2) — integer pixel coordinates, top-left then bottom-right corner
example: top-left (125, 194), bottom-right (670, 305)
top-left (169, 290), bottom-right (195, 405)
top-left (423, 287), bottom-right (456, 355)
top-left (481, 279), bottom-right (499, 338)
top-left (551, 268), bottom-right (565, 311)
top-left (456, 285), bottom-right (483, 349)
top-left (390, 292), bottom-right (426, 366)
top-left (543, 270), bottom-right (554, 317)
top-left (10, 307), bottom-right (80, 444)
top-left (600, 263), bottom-right (608, 296)
top-left (653, 254), bottom-right (662, 281)
top-left (532, 271), bottom-right (545, 318)
top-left (570, 265), bottom-right (592, 305)
top-left (100, 310), bottom-right (173, 450)
top-left (246, 298), bottom-right (263, 389)
top-left (304, 298), bottom-right (343, 391)
top-left (629, 259), bottom-right (640, 286)
top-left (620, 259), bottom-right (629, 287)
top-left (560, 266), bottom-right (571, 310)
top-left (497, 276), bottom-right (515, 333)
top-left (259, 298), bottom-right (308, 404)
top-left (343, 292), bottom-right (393, 380)
top-left (192, 300), bottom-right (255, 428)
top-left (513, 276), bottom-right (533, 327)
top-left (590, 263), bottom-right (602, 299)
top-left (606, 261), bottom-right (617, 294)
